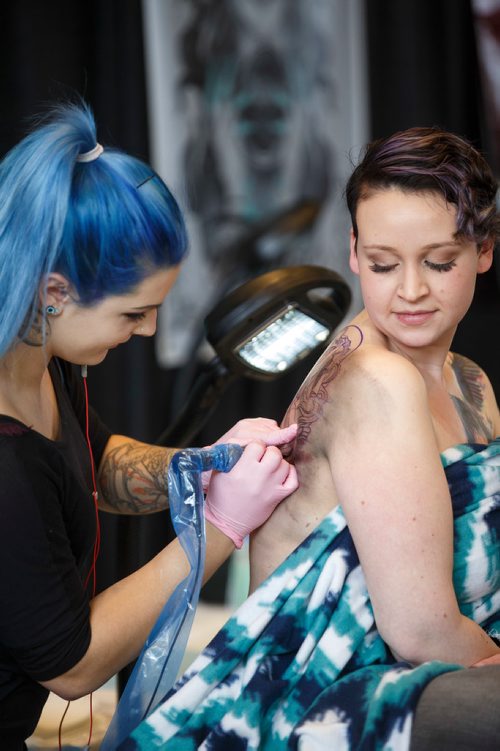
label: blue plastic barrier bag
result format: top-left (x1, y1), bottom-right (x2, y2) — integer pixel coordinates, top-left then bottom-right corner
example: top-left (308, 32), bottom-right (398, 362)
top-left (101, 443), bottom-right (243, 750)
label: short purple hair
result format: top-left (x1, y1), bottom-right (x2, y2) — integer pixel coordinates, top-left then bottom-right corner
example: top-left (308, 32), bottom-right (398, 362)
top-left (346, 127), bottom-right (499, 245)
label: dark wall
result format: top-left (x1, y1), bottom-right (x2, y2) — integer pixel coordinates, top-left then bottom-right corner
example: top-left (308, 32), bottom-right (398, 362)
top-left (0, 1), bottom-right (148, 161)
top-left (366, 0), bottom-right (483, 141)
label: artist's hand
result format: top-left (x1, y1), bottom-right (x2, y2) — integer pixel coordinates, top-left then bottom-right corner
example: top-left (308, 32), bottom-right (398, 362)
top-left (202, 419), bottom-right (297, 491)
top-left (204, 441), bottom-right (298, 548)
top-left (214, 418), bottom-right (298, 448)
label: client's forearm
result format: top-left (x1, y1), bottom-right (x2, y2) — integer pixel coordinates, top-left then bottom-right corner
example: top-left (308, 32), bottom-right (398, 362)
top-left (391, 614), bottom-right (500, 667)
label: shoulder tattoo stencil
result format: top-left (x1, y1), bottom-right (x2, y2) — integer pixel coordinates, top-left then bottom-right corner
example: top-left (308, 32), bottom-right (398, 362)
top-left (282, 325), bottom-right (363, 458)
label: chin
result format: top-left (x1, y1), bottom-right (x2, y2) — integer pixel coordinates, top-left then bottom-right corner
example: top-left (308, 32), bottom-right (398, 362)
top-left (396, 329), bottom-right (449, 350)
top-left (380, 321), bottom-right (437, 348)
top-left (84, 351), bottom-right (109, 365)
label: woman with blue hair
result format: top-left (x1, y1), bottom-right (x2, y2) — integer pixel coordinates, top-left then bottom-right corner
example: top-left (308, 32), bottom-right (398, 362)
top-left (0, 102), bottom-right (298, 749)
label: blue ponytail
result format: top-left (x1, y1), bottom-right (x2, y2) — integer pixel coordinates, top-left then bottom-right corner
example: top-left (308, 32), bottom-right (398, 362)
top-left (0, 102), bottom-right (187, 356)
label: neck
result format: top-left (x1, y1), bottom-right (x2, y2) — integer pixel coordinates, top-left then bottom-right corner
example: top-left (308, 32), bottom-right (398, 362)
top-left (390, 345), bottom-right (449, 388)
top-left (385, 331), bottom-right (456, 391)
top-left (0, 344), bottom-right (58, 437)
top-left (0, 343), bottom-right (50, 387)
top-left (354, 309), bottom-right (455, 389)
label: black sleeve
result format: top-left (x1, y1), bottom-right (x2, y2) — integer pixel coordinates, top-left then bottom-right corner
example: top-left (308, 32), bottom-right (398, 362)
top-left (0, 436), bottom-right (91, 681)
top-left (56, 359), bottom-right (112, 466)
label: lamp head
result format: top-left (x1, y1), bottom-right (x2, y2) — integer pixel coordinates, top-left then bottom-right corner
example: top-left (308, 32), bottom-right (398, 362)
top-left (205, 265), bottom-right (351, 381)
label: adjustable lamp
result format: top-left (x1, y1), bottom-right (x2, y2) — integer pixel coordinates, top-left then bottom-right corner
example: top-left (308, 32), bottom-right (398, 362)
top-left (157, 265), bottom-right (351, 447)
top-left (206, 264), bottom-right (351, 379)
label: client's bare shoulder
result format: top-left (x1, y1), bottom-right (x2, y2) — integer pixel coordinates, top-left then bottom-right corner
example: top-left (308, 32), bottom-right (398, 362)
top-left (250, 314), bottom-right (385, 591)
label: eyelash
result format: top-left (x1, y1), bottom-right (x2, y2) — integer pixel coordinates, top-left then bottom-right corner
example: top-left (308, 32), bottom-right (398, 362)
top-left (425, 260), bottom-right (456, 272)
top-left (368, 264), bottom-right (396, 274)
top-left (124, 312), bottom-right (147, 322)
top-left (369, 260), bottom-right (457, 274)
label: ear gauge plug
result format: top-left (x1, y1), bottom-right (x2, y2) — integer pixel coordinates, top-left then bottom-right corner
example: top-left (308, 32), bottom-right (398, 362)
top-left (45, 305), bottom-right (61, 316)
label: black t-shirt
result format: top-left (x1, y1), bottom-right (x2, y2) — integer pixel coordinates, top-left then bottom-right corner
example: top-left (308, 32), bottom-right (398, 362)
top-left (0, 359), bottom-right (111, 749)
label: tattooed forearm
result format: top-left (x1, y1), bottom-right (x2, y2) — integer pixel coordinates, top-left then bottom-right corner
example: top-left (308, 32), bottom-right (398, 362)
top-left (98, 441), bottom-right (177, 514)
top-left (282, 325), bottom-right (364, 460)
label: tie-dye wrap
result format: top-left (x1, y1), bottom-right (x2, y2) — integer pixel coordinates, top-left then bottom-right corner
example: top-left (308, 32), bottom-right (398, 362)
top-left (120, 439), bottom-right (500, 751)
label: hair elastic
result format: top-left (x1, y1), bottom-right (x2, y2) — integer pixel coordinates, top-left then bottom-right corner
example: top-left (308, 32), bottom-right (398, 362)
top-left (76, 143), bottom-right (104, 163)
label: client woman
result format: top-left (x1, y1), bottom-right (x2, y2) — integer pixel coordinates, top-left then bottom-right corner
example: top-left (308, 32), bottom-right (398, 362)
top-left (121, 127), bottom-right (500, 750)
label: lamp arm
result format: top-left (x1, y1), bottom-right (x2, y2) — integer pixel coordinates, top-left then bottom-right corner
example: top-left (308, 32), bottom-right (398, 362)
top-left (156, 356), bottom-right (238, 448)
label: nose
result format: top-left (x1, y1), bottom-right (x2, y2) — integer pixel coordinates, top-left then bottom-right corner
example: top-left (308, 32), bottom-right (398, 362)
top-left (135, 309), bottom-right (158, 337)
top-left (398, 264), bottom-right (429, 302)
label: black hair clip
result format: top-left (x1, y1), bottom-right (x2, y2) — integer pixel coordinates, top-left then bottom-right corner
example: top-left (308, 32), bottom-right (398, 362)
top-left (136, 174), bottom-right (156, 189)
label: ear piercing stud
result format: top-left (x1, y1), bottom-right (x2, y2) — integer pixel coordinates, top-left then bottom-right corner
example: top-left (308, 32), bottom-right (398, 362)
top-left (46, 305), bottom-right (61, 316)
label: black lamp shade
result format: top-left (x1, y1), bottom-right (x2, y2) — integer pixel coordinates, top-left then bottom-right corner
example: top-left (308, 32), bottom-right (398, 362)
top-left (205, 265), bottom-right (352, 380)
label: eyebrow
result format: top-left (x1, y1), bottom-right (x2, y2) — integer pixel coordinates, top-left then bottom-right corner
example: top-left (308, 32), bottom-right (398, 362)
top-left (128, 303), bottom-right (162, 311)
top-left (362, 241), bottom-right (461, 251)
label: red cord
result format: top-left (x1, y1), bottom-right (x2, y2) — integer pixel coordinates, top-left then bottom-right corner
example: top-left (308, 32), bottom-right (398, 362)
top-left (58, 701), bottom-right (71, 749)
top-left (58, 375), bottom-right (100, 750)
top-left (82, 375), bottom-right (101, 593)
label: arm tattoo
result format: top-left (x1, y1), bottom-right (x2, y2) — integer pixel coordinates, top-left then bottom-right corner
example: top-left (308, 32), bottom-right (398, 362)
top-left (282, 325), bottom-right (363, 460)
top-left (98, 442), bottom-right (176, 514)
top-left (450, 353), bottom-right (494, 443)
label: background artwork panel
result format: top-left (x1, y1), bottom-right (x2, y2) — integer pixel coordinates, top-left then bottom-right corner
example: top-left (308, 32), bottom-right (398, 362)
top-left (142, 0), bottom-right (368, 367)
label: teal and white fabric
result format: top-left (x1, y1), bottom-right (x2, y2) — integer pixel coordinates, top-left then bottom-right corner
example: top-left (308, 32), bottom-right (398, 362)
top-left (121, 439), bottom-right (500, 750)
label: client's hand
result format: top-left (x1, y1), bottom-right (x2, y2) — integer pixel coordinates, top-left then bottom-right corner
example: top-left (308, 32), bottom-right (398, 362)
top-left (471, 653), bottom-right (500, 668)
top-left (204, 441), bottom-right (298, 548)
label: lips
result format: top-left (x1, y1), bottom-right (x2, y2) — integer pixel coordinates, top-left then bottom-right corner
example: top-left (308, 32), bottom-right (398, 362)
top-left (395, 311), bottom-right (436, 325)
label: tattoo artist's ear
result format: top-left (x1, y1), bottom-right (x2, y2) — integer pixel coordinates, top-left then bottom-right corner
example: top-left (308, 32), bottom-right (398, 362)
top-left (349, 228), bottom-right (360, 275)
top-left (477, 238), bottom-right (494, 274)
top-left (39, 273), bottom-right (72, 311)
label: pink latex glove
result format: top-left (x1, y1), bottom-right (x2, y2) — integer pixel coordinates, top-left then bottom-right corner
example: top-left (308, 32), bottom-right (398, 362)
top-left (202, 419), bottom-right (298, 491)
top-left (214, 418), bottom-right (298, 448)
top-left (204, 441), bottom-right (298, 548)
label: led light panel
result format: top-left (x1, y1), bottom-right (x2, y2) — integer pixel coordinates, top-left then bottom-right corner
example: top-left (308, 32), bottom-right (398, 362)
top-left (235, 306), bottom-right (330, 373)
